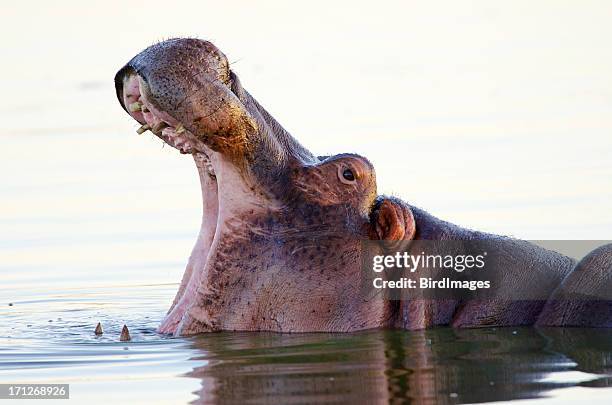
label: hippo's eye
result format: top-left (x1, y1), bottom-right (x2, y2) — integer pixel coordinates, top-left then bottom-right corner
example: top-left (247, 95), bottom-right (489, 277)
top-left (342, 168), bottom-right (355, 181)
top-left (337, 166), bottom-right (358, 185)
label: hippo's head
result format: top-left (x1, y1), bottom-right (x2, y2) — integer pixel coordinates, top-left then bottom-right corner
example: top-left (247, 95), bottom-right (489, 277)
top-left (115, 39), bottom-right (416, 334)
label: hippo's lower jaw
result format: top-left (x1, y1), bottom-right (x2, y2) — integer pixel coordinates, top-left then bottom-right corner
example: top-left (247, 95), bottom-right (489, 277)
top-left (116, 71), bottom-right (221, 335)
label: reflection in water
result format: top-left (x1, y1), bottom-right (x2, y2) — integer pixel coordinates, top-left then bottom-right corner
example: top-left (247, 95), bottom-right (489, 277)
top-left (1, 284), bottom-right (611, 403)
top-left (187, 328), bottom-right (612, 404)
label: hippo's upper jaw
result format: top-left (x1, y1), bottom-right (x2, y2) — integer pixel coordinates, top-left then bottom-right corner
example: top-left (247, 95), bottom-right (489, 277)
top-left (115, 39), bottom-right (257, 163)
top-left (114, 39), bottom-right (318, 172)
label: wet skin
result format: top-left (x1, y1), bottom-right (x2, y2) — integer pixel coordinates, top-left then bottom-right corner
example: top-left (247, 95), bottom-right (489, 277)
top-left (115, 38), bottom-right (612, 335)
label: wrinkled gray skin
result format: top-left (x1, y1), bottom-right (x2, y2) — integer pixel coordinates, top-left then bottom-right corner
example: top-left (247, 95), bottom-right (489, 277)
top-left (115, 38), bottom-right (612, 335)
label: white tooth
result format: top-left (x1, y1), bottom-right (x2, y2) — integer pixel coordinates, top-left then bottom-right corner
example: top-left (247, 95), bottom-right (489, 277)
top-left (128, 102), bottom-right (142, 112)
top-left (175, 123), bottom-right (185, 134)
top-left (136, 124), bottom-right (150, 134)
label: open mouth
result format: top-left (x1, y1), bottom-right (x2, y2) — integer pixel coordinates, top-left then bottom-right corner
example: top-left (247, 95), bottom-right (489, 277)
top-left (118, 70), bottom-right (221, 333)
top-left (114, 37), bottom-right (264, 334)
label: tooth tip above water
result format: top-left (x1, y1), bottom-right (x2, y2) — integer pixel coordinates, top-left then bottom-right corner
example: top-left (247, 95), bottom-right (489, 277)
top-left (120, 324), bottom-right (131, 341)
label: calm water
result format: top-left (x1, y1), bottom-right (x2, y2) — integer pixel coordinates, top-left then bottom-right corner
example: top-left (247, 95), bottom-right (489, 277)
top-left (1, 1), bottom-right (612, 403)
top-left (2, 284), bottom-right (612, 403)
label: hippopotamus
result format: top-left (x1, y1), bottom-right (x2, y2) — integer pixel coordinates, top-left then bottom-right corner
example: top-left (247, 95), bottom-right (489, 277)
top-left (114, 38), bottom-right (612, 335)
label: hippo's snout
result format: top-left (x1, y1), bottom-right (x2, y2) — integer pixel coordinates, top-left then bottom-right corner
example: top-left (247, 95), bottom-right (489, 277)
top-left (114, 38), bottom-right (231, 114)
top-left (115, 38), bottom-right (256, 159)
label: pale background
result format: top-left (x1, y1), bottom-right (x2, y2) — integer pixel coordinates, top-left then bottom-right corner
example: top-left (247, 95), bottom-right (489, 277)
top-left (1, 2), bottom-right (611, 403)
top-left (1, 0), bottom-right (611, 284)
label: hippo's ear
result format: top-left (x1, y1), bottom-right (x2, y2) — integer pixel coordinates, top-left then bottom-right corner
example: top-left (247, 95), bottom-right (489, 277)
top-left (369, 197), bottom-right (416, 241)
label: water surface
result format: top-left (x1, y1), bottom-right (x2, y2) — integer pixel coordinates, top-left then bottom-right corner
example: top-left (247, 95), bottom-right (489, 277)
top-left (2, 284), bottom-right (612, 403)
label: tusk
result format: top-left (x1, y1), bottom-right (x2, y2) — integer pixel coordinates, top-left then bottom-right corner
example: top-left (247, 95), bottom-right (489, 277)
top-left (136, 124), bottom-right (150, 135)
top-left (128, 101), bottom-right (142, 112)
top-left (175, 123), bottom-right (185, 134)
